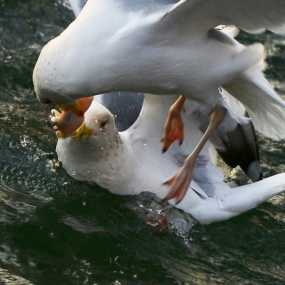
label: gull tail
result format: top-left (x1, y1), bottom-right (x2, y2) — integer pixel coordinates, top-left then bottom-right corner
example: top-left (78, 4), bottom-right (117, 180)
top-left (221, 173), bottom-right (285, 214)
top-left (193, 173), bottom-right (285, 224)
top-left (225, 52), bottom-right (285, 140)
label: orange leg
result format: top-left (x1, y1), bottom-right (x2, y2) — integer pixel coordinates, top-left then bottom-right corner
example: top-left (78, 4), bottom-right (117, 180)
top-left (161, 96), bottom-right (186, 153)
top-left (163, 106), bottom-right (226, 204)
top-left (50, 96), bottom-right (93, 138)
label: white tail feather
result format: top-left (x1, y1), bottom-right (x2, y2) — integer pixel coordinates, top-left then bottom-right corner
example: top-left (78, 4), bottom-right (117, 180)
top-left (216, 43), bottom-right (264, 86)
top-left (222, 173), bottom-right (285, 213)
top-left (225, 56), bottom-right (285, 140)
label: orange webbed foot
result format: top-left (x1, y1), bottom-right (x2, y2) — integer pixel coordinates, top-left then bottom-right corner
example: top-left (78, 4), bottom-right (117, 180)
top-left (162, 159), bottom-right (195, 204)
top-left (161, 102), bottom-right (185, 153)
top-left (162, 105), bottom-right (227, 205)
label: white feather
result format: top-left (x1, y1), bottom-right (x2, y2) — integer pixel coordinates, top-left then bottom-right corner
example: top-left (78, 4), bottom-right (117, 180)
top-left (56, 95), bottom-right (285, 224)
top-left (33, 0), bottom-right (285, 141)
top-left (159, 0), bottom-right (285, 36)
top-left (226, 58), bottom-right (285, 139)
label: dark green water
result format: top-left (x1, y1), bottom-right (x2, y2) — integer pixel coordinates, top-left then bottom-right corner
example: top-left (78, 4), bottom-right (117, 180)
top-left (0, 1), bottom-right (285, 284)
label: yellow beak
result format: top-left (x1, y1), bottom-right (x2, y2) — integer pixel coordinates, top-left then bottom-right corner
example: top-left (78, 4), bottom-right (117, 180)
top-left (72, 123), bottom-right (93, 139)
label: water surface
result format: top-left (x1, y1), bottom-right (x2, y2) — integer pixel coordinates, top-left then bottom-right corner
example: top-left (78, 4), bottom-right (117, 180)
top-left (0, 1), bottom-right (285, 284)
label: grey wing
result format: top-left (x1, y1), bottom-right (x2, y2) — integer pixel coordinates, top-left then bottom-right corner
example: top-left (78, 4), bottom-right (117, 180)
top-left (113, 0), bottom-right (177, 13)
top-left (215, 113), bottom-right (262, 182)
top-left (68, 0), bottom-right (177, 16)
top-left (192, 93), bottom-right (262, 182)
top-left (96, 92), bottom-right (144, 131)
top-left (156, 0), bottom-right (285, 36)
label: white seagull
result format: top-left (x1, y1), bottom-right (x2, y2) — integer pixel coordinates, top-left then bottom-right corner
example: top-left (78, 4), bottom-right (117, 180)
top-left (63, 0), bottom-right (262, 181)
top-left (33, 0), bottom-right (285, 203)
top-left (51, 94), bottom-right (285, 224)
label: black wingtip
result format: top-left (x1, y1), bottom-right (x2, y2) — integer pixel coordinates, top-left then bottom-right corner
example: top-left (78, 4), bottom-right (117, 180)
top-left (246, 161), bottom-right (263, 182)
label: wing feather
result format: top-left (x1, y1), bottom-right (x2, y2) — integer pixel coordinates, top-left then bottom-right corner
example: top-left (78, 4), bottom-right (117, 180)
top-left (158, 0), bottom-right (285, 36)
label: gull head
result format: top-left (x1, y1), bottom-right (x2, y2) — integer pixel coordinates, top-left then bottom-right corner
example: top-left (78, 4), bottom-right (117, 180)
top-left (50, 97), bottom-right (117, 142)
top-left (76, 99), bottom-right (117, 140)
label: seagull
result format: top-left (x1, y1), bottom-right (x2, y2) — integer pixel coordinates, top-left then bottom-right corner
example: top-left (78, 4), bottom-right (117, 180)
top-left (51, 94), bottom-right (285, 224)
top-left (64, 0), bottom-right (146, 132)
top-left (33, 0), bottom-right (285, 203)
top-left (63, 0), bottom-right (262, 180)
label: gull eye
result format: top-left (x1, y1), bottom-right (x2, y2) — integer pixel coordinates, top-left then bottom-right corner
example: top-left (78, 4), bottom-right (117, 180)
top-left (99, 119), bottom-right (109, 129)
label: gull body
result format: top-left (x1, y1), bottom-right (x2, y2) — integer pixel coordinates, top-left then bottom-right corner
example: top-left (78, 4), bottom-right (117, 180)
top-left (34, 1), bottom-right (243, 98)
top-left (61, 0), bottom-right (262, 182)
top-left (56, 94), bottom-right (285, 224)
top-left (34, 0), bottom-right (285, 139)
top-left (34, 0), bottom-right (285, 202)
top-left (36, 0), bottom-right (285, 204)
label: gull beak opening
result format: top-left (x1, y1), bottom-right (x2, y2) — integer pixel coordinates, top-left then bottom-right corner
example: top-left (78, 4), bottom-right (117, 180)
top-left (50, 96), bottom-right (93, 139)
top-left (72, 123), bottom-right (93, 140)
